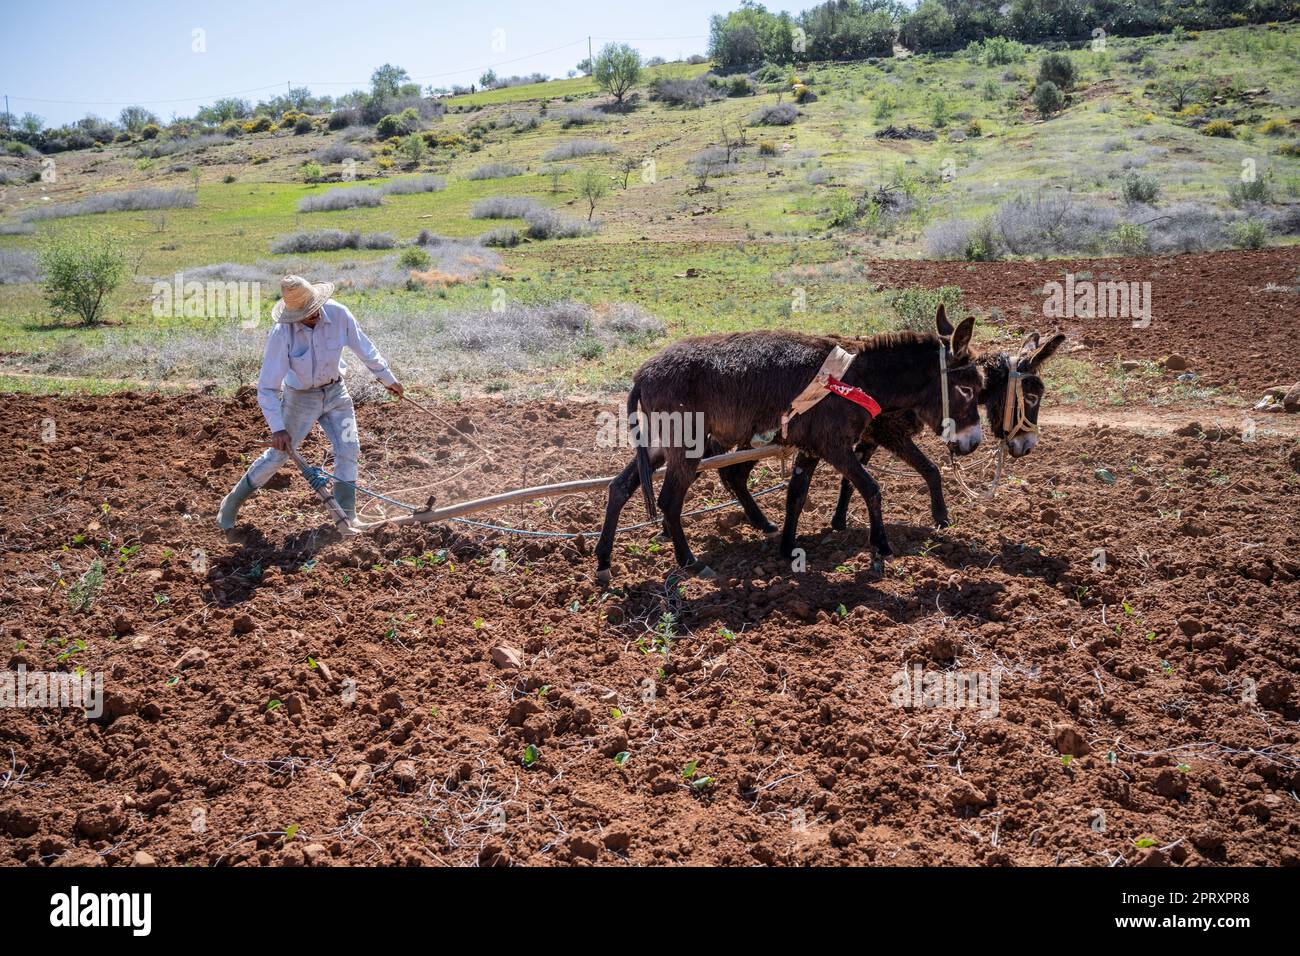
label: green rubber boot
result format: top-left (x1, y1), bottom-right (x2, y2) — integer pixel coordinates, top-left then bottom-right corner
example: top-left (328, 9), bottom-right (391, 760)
top-left (334, 481), bottom-right (357, 522)
top-left (217, 475), bottom-right (255, 530)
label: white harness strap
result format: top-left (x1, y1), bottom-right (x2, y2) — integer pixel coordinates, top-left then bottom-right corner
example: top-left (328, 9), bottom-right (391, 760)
top-left (779, 345), bottom-right (856, 439)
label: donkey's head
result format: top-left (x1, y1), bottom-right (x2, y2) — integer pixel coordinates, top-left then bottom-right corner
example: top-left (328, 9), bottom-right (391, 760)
top-left (979, 331), bottom-right (1067, 458)
top-left (928, 304), bottom-right (983, 455)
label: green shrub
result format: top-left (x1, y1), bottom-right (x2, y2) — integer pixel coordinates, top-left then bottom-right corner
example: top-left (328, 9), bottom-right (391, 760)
top-left (1227, 172), bottom-right (1273, 205)
top-left (38, 230), bottom-right (127, 326)
top-left (593, 42), bottom-right (642, 106)
top-left (300, 161), bottom-right (323, 181)
top-left (375, 114), bottom-right (403, 138)
top-left (1038, 53), bottom-right (1075, 91)
top-left (1121, 173), bottom-right (1160, 204)
top-left (401, 133), bottom-right (426, 166)
top-left (725, 75), bottom-right (754, 97)
top-left (968, 36), bottom-right (1026, 66)
top-left (930, 94), bottom-right (950, 128)
top-left (293, 116), bottom-right (314, 134)
top-left (886, 286), bottom-right (965, 332)
top-left (1112, 223), bottom-right (1149, 255)
top-left (962, 218), bottom-right (999, 261)
top-left (1229, 218), bottom-right (1267, 249)
top-left (141, 123), bottom-right (161, 140)
top-left (399, 246), bottom-right (432, 269)
top-left (1202, 119), bottom-right (1235, 138)
top-left (1033, 81), bottom-right (1065, 118)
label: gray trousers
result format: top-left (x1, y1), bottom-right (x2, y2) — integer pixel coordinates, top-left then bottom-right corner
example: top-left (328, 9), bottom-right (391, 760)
top-left (243, 381), bottom-right (360, 488)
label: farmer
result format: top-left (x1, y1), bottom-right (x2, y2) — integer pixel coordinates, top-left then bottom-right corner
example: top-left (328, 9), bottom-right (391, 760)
top-left (217, 275), bottom-right (403, 530)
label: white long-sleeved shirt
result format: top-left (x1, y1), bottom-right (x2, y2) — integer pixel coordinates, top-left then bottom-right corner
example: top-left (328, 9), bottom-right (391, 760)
top-left (256, 299), bottom-right (397, 433)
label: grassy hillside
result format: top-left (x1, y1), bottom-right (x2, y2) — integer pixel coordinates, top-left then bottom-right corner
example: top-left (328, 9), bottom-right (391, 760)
top-left (0, 24), bottom-right (1297, 395)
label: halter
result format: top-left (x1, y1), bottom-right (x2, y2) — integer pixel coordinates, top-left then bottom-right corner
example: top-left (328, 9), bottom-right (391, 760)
top-left (1001, 361), bottom-right (1038, 443)
top-left (938, 344), bottom-right (975, 443)
top-left (946, 352), bottom-right (1040, 500)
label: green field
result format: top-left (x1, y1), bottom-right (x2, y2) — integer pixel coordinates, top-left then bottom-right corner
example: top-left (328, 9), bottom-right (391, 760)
top-left (1, 23), bottom-right (1298, 396)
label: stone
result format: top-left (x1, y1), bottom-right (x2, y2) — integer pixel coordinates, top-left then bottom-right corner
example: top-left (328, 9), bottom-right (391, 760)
top-left (490, 645), bottom-right (523, 669)
top-left (1053, 726), bottom-right (1090, 757)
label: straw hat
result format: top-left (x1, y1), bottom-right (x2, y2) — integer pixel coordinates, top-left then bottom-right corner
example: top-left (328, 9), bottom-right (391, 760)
top-left (271, 274), bottom-right (336, 324)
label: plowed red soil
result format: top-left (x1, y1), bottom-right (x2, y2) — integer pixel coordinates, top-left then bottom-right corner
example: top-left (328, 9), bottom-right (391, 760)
top-left (858, 248), bottom-right (1300, 393)
top-left (2, 382), bottom-right (1298, 866)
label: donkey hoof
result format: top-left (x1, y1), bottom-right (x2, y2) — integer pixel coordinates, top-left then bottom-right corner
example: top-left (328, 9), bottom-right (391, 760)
top-left (933, 514), bottom-right (952, 529)
top-left (871, 554), bottom-right (885, 574)
top-left (594, 567), bottom-right (612, 587)
top-left (830, 518), bottom-right (848, 532)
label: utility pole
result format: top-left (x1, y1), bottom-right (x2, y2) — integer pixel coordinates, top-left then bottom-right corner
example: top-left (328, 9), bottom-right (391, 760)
top-left (588, 36), bottom-right (593, 74)
top-left (4, 95), bottom-right (9, 133)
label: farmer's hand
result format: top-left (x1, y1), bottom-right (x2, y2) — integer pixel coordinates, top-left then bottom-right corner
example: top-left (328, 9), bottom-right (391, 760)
top-left (385, 381), bottom-right (405, 399)
top-left (271, 430), bottom-right (292, 454)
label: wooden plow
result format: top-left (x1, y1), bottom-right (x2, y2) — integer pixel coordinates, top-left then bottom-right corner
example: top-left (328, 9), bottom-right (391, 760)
top-left (292, 445), bottom-right (788, 537)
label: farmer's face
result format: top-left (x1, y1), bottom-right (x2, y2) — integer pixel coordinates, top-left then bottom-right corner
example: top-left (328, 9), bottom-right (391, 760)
top-left (301, 310), bottom-right (320, 329)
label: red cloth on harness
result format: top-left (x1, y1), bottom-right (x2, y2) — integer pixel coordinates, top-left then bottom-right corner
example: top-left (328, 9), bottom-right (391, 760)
top-left (825, 375), bottom-right (881, 418)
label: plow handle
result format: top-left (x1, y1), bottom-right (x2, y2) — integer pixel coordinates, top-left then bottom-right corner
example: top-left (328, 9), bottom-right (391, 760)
top-left (288, 448), bottom-right (356, 536)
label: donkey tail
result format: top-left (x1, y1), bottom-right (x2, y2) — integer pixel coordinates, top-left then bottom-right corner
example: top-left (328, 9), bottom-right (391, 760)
top-left (628, 383), bottom-right (657, 520)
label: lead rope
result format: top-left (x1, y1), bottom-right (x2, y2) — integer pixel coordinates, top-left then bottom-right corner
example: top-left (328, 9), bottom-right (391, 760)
top-left (938, 344), bottom-right (952, 442)
top-left (947, 357), bottom-right (1032, 501)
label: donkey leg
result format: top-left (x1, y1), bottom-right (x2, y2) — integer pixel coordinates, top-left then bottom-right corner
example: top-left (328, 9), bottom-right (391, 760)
top-left (779, 452), bottom-right (820, 561)
top-left (718, 461), bottom-right (777, 534)
top-left (595, 448), bottom-right (664, 583)
top-left (594, 458), bottom-right (642, 584)
top-left (891, 434), bottom-right (949, 529)
top-left (825, 447), bottom-right (891, 572)
top-left (658, 463), bottom-right (700, 570)
top-left (831, 440), bottom-right (877, 531)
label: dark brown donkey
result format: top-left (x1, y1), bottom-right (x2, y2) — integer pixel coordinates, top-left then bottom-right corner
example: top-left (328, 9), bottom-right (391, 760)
top-left (828, 324), bottom-right (1067, 531)
top-left (594, 317), bottom-right (983, 583)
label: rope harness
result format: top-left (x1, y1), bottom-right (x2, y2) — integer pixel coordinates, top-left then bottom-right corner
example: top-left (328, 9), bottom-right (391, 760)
top-left (947, 355), bottom-right (1039, 500)
top-left (1001, 365), bottom-right (1037, 444)
top-left (775, 345), bottom-right (880, 441)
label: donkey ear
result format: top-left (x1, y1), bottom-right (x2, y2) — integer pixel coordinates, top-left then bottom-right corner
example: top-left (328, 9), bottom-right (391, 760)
top-left (1018, 332), bottom-right (1040, 357)
top-left (935, 303), bottom-right (955, 337)
top-left (950, 315), bottom-right (976, 358)
top-left (1028, 332), bottom-right (1066, 370)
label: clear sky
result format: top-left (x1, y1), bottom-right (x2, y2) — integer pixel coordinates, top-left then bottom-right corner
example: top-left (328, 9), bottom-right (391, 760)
top-left (0, 0), bottom-right (744, 127)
